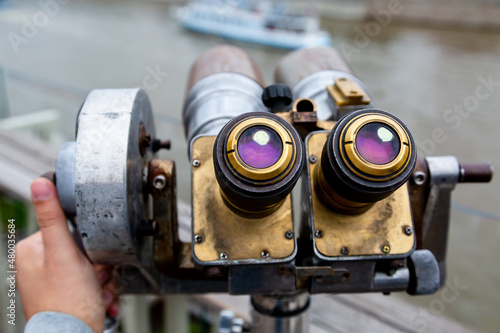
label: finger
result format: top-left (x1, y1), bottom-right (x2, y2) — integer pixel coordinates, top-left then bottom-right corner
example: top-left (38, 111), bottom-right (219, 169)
top-left (31, 177), bottom-right (79, 259)
top-left (107, 299), bottom-right (120, 318)
top-left (93, 265), bottom-right (112, 285)
top-left (102, 280), bottom-right (120, 309)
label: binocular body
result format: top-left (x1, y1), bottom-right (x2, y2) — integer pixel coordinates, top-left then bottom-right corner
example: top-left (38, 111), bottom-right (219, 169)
top-left (54, 46), bottom-right (492, 303)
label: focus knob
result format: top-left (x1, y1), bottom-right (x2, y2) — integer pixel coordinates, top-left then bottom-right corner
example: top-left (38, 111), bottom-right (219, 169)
top-left (262, 84), bottom-right (293, 113)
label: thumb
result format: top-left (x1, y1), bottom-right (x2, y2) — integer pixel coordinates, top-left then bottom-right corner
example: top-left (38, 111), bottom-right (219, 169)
top-left (31, 177), bottom-right (80, 259)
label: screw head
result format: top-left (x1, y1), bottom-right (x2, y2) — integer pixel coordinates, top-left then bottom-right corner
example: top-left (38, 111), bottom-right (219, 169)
top-left (412, 171), bottom-right (426, 186)
top-left (309, 155), bottom-right (318, 164)
top-left (404, 226), bottom-right (413, 236)
top-left (315, 230), bottom-right (323, 238)
top-left (153, 175), bottom-right (166, 190)
top-left (194, 234), bottom-right (203, 243)
top-left (192, 159), bottom-right (201, 167)
top-left (219, 252), bottom-right (228, 260)
top-left (261, 250), bottom-right (270, 259)
top-left (381, 245), bottom-right (391, 254)
top-left (285, 230), bottom-right (294, 239)
top-left (340, 247), bottom-right (350, 255)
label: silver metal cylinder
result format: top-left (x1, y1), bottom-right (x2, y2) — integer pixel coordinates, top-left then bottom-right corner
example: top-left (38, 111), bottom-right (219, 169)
top-left (251, 292), bottom-right (310, 333)
top-left (55, 141), bottom-right (76, 216)
top-left (291, 70), bottom-right (371, 121)
top-left (274, 47), bottom-right (371, 121)
top-left (183, 45), bottom-right (266, 147)
top-left (183, 72), bottom-right (266, 144)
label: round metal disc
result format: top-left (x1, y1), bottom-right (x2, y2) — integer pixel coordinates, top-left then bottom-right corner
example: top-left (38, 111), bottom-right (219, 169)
top-left (74, 89), bottom-right (155, 264)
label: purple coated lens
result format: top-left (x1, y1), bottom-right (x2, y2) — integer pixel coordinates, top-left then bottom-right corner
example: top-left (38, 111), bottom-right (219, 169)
top-left (355, 123), bottom-right (400, 165)
top-left (237, 126), bottom-right (282, 169)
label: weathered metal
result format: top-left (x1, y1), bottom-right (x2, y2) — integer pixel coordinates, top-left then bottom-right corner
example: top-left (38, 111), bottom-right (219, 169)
top-left (305, 131), bottom-right (415, 258)
top-left (74, 88), bottom-right (154, 265)
top-left (191, 135), bottom-right (296, 264)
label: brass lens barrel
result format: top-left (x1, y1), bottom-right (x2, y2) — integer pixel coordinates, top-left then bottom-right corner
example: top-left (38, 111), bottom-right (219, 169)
top-left (317, 109), bottom-right (416, 214)
top-left (214, 112), bottom-right (304, 218)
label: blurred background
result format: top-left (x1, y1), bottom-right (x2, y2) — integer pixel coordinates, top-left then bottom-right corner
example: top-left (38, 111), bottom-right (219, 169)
top-left (0, 0), bottom-right (499, 332)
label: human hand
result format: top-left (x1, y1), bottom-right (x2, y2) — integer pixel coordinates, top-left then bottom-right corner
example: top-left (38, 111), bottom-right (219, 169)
top-left (17, 178), bottom-right (119, 333)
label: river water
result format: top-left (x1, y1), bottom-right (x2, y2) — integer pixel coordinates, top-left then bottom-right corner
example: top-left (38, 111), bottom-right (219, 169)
top-left (1, 0), bottom-right (499, 331)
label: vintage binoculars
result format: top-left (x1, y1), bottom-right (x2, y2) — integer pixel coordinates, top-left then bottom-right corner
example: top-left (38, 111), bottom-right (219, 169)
top-left (54, 46), bottom-right (492, 301)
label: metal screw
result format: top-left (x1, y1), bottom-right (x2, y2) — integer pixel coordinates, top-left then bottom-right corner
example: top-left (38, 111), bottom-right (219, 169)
top-left (194, 234), bottom-right (203, 243)
top-left (309, 155), bottom-right (318, 164)
top-left (404, 226), bottom-right (413, 236)
top-left (340, 247), bottom-right (350, 255)
top-left (153, 175), bottom-right (166, 190)
top-left (261, 250), bottom-right (270, 259)
top-left (219, 252), bottom-right (228, 260)
top-left (381, 245), bottom-right (391, 254)
top-left (315, 230), bottom-right (323, 238)
top-left (152, 139), bottom-right (171, 152)
top-left (285, 230), bottom-right (294, 239)
top-left (192, 159), bottom-right (201, 167)
top-left (412, 171), bottom-right (426, 186)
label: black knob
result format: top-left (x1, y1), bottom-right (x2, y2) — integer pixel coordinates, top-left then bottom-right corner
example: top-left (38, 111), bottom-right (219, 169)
top-left (262, 84), bottom-right (293, 113)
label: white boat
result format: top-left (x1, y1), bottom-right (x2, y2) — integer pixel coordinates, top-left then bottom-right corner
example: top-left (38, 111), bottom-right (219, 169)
top-left (175, 0), bottom-right (332, 50)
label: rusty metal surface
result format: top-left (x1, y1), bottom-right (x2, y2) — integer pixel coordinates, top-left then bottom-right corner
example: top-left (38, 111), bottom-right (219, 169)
top-left (274, 46), bottom-right (352, 88)
top-left (276, 111), bottom-right (336, 140)
top-left (191, 136), bottom-right (296, 264)
top-left (409, 158), bottom-right (429, 249)
top-left (186, 45), bottom-right (265, 91)
top-left (306, 132), bottom-right (415, 258)
top-left (459, 162), bottom-right (494, 183)
top-left (149, 159), bottom-right (179, 274)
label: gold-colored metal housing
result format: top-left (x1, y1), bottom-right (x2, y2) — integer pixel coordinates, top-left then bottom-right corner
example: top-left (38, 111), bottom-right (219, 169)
top-left (226, 118), bottom-right (295, 182)
top-left (340, 113), bottom-right (411, 181)
top-left (192, 136), bottom-right (295, 263)
top-left (307, 132), bottom-right (415, 257)
top-left (327, 77), bottom-right (371, 107)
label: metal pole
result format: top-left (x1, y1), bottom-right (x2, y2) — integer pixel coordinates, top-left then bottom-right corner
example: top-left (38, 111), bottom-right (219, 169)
top-left (250, 292), bottom-right (310, 333)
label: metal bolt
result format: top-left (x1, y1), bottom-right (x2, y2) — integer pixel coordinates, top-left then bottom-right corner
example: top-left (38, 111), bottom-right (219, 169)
top-left (309, 155), bottom-right (318, 164)
top-left (382, 245), bottom-right (391, 254)
top-left (153, 175), bottom-right (166, 190)
top-left (285, 230), bottom-right (294, 239)
top-left (412, 171), bottom-right (426, 186)
top-left (404, 226), bottom-right (413, 236)
top-left (315, 230), bottom-right (323, 238)
top-left (192, 159), bottom-right (201, 167)
top-left (219, 252), bottom-right (228, 260)
top-left (340, 247), bottom-right (350, 255)
top-left (194, 234), bottom-right (203, 243)
top-left (152, 139), bottom-right (171, 152)
top-left (261, 250), bottom-right (270, 259)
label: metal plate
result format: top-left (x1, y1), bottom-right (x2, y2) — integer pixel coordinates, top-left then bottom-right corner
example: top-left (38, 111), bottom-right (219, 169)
top-left (306, 132), bottom-right (415, 259)
top-left (75, 89), bottom-right (154, 265)
top-left (191, 136), bottom-right (296, 264)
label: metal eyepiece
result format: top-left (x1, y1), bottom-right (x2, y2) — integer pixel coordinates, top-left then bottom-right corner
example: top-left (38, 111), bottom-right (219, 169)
top-left (316, 109), bottom-right (416, 214)
top-left (214, 112), bottom-right (304, 218)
